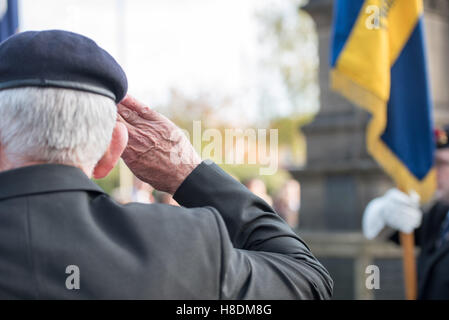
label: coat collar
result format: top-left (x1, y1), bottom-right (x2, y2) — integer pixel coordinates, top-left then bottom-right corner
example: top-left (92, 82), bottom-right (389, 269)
top-left (0, 164), bottom-right (106, 201)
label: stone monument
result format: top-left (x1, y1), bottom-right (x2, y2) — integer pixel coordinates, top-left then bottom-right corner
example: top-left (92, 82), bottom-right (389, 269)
top-left (290, 0), bottom-right (449, 299)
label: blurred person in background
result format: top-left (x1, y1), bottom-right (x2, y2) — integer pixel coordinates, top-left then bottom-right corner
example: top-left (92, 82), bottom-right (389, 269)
top-left (130, 176), bottom-right (154, 203)
top-left (153, 190), bottom-right (179, 206)
top-left (244, 178), bottom-right (273, 206)
top-left (112, 175), bottom-right (155, 204)
top-left (273, 179), bottom-right (301, 229)
top-left (362, 125), bottom-right (449, 300)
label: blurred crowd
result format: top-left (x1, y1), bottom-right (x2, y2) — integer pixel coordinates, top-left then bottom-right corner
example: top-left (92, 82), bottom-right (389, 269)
top-left (112, 174), bottom-right (301, 229)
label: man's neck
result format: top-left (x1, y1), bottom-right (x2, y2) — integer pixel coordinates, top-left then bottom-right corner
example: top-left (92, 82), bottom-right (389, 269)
top-left (0, 160), bottom-right (92, 178)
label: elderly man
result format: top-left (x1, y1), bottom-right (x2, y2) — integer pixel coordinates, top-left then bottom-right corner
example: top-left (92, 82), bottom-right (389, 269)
top-left (0, 30), bottom-right (332, 299)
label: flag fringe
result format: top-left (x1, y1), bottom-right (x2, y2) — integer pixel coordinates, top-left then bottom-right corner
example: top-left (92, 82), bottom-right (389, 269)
top-left (331, 69), bottom-right (436, 202)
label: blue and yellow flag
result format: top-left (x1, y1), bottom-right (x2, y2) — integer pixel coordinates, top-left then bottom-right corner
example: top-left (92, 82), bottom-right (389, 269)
top-left (0, 0), bottom-right (18, 42)
top-left (330, 0), bottom-right (435, 201)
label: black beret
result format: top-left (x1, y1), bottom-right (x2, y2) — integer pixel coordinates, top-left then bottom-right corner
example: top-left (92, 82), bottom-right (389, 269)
top-left (0, 30), bottom-right (127, 103)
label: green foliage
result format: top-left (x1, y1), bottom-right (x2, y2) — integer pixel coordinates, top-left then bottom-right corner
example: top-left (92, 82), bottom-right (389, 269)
top-left (219, 163), bottom-right (291, 195)
top-left (92, 164), bottom-right (120, 195)
top-left (269, 113), bottom-right (314, 167)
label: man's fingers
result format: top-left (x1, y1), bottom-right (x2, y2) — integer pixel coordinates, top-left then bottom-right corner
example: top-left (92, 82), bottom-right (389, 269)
top-left (116, 113), bottom-right (138, 136)
top-left (117, 103), bottom-right (141, 125)
top-left (120, 94), bottom-right (161, 121)
top-left (117, 113), bottom-right (131, 127)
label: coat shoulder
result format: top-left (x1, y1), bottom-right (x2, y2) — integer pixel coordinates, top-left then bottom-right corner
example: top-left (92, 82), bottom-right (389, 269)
top-left (90, 194), bottom-right (222, 245)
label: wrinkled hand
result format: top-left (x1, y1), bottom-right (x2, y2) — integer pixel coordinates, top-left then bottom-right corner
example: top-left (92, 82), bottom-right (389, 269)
top-left (117, 95), bottom-right (201, 194)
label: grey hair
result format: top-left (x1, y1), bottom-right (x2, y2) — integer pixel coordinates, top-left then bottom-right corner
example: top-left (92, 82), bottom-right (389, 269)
top-left (0, 87), bottom-right (117, 171)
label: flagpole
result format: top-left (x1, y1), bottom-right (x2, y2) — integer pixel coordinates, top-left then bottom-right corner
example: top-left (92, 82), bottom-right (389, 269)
top-left (400, 232), bottom-right (417, 300)
top-left (397, 183), bottom-right (418, 300)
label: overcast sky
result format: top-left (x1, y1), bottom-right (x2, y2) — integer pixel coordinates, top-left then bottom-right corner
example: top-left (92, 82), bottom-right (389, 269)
top-left (20, 0), bottom-right (263, 121)
top-left (18, 0), bottom-right (318, 126)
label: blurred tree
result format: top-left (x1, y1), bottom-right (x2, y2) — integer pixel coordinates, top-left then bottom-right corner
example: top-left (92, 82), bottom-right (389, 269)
top-left (270, 114), bottom-right (314, 167)
top-left (255, 0), bottom-right (319, 118)
top-left (255, 0), bottom-right (319, 167)
top-left (159, 89), bottom-right (295, 195)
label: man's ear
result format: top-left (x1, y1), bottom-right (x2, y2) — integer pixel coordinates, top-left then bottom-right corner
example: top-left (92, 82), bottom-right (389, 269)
top-left (93, 121), bottom-right (128, 179)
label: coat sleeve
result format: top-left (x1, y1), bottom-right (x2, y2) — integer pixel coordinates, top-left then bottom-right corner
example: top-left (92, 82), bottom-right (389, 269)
top-left (173, 161), bottom-right (333, 300)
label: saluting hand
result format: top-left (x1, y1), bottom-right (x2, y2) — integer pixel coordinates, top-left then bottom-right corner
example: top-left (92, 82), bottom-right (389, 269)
top-left (117, 95), bottom-right (201, 194)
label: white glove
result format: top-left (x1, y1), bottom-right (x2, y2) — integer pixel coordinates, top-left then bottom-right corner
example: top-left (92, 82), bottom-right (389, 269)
top-left (362, 188), bottom-right (422, 239)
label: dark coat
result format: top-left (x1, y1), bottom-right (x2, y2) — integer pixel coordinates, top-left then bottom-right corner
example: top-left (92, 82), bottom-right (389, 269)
top-left (417, 201), bottom-right (449, 300)
top-left (0, 161), bottom-right (332, 299)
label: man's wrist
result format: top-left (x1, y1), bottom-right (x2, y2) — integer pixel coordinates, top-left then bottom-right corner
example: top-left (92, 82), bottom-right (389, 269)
top-left (173, 160), bottom-right (220, 205)
top-left (169, 159), bottom-right (201, 195)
